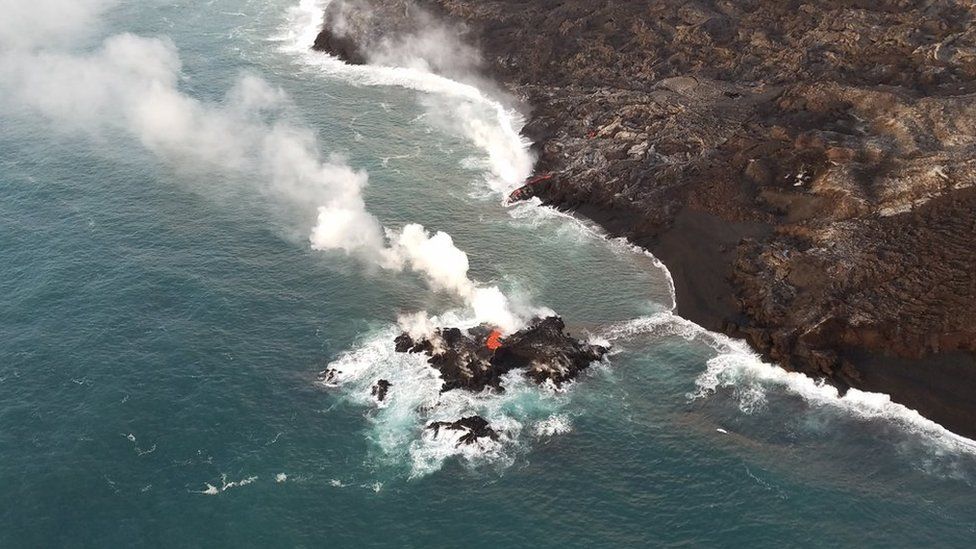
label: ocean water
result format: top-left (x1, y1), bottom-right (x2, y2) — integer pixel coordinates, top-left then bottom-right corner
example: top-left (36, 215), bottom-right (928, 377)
top-left (1, 1), bottom-right (975, 546)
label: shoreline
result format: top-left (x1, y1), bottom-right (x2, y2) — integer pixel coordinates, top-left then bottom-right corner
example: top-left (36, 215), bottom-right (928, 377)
top-left (310, 0), bottom-right (976, 439)
top-left (558, 195), bottom-right (976, 439)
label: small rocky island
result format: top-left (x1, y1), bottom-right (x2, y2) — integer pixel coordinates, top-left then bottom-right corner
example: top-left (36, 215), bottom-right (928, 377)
top-left (322, 317), bottom-right (607, 445)
top-left (404, 318), bottom-right (605, 446)
top-left (396, 316), bottom-right (608, 394)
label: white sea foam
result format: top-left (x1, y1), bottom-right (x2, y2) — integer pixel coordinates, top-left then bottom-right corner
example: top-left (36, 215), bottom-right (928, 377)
top-left (222, 474), bottom-right (259, 490)
top-left (604, 312), bottom-right (976, 455)
top-left (535, 414), bottom-right (573, 437)
top-left (194, 474), bottom-right (259, 495)
top-left (275, 1), bottom-right (587, 475)
top-left (320, 313), bottom-right (577, 477)
top-left (275, 0), bottom-right (675, 329)
top-left (601, 311), bottom-right (733, 351)
top-left (694, 350), bottom-right (976, 455)
top-left (505, 201), bottom-right (677, 310)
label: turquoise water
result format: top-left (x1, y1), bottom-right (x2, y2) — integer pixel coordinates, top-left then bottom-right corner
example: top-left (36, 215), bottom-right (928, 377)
top-left (2, 1), bottom-right (975, 546)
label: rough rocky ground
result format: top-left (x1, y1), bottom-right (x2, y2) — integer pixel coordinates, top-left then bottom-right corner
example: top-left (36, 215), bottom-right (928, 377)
top-left (427, 416), bottom-right (500, 446)
top-left (394, 317), bottom-right (608, 393)
top-left (314, 0), bottom-right (976, 437)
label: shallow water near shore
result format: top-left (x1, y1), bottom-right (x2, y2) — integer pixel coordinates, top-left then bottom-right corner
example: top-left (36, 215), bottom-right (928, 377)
top-left (2, 1), bottom-right (976, 546)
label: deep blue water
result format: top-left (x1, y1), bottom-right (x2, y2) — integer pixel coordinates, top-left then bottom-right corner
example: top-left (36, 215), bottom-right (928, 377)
top-left (2, 1), bottom-right (975, 546)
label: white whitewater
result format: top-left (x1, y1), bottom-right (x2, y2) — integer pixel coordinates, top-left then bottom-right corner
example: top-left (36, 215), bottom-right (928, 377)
top-left (605, 313), bottom-right (976, 456)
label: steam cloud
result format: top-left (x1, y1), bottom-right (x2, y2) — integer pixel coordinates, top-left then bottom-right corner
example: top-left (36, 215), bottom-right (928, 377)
top-left (1, 0), bottom-right (524, 333)
top-left (0, 0), bottom-right (112, 50)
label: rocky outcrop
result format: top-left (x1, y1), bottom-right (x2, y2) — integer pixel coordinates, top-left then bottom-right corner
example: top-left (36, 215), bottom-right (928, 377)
top-left (427, 416), bottom-right (499, 446)
top-left (371, 379), bottom-right (391, 402)
top-left (395, 317), bottom-right (608, 393)
top-left (313, 0), bottom-right (421, 64)
top-left (314, 0), bottom-right (976, 437)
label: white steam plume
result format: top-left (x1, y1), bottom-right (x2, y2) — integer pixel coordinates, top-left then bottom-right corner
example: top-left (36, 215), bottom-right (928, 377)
top-left (312, 220), bottom-right (521, 332)
top-left (0, 0), bottom-right (113, 51)
top-left (1, 0), bottom-right (524, 333)
top-left (1, 31), bottom-right (387, 254)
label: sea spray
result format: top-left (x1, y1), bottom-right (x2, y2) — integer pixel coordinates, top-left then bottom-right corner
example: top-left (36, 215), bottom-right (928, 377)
top-left (4, 0), bottom-right (559, 478)
top-left (602, 312), bottom-right (976, 458)
top-left (274, 0), bottom-right (693, 475)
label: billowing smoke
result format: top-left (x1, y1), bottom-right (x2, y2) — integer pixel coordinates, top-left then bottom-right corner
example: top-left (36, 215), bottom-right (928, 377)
top-left (1, 0), bottom-right (525, 333)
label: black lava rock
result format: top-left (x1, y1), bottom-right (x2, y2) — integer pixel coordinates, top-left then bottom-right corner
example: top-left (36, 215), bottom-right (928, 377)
top-left (427, 416), bottom-right (500, 446)
top-left (394, 316), bottom-right (608, 393)
top-left (371, 379), bottom-right (392, 402)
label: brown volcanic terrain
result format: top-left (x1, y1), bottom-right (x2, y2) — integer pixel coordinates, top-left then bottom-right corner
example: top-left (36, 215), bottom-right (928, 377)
top-left (314, 0), bottom-right (976, 437)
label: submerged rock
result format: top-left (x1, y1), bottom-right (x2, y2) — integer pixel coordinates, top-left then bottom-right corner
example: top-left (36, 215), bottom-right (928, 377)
top-left (318, 367), bottom-right (341, 386)
top-left (427, 416), bottom-right (499, 446)
top-left (371, 379), bottom-right (391, 402)
top-left (395, 316), bottom-right (608, 393)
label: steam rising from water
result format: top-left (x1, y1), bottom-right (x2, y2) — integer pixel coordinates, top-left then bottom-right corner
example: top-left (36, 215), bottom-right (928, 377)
top-left (312, 221), bottom-right (523, 333)
top-left (1, 2), bottom-right (535, 480)
top-left (280, 0), bottom-right (540, 325)
top-left (0, 0), bottom-right (112, 50)
top-left (0, 0), bottom-right (525, 335)
top-left (1, 0), bottom-right (538, 477)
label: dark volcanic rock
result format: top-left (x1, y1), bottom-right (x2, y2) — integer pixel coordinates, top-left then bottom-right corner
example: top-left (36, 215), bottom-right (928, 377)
top-left (312, 0), bottom-right (421, 64)
top-left (315, 0), bottom-right (976, 437)
top-left (427, 416), bottom-right (499, 446)
top-left (318, 367), bottom-right (341, 386)
top-left (371, 379), bottom-right (392, 402)
top-left (395, 317), bottom-right (608, 393)
top-left (312, 0), bottom-right (482, 79)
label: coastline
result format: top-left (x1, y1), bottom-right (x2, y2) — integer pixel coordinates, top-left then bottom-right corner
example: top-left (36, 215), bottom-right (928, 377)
top-left (310, 0), bottom-right (976, 439)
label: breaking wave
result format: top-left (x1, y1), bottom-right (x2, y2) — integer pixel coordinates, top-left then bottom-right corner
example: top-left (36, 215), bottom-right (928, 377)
top-left (506, 201), bottom-right (678, 311)
top-left (319, 311), bottom-right (582, 477)
top-left (604, 313), bottom-right (976, 459)
top-left (274, 0), bottom-right (677, 313)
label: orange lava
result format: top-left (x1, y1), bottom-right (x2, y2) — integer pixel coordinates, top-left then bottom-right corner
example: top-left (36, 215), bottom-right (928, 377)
top-left (486, 329), bottom-right (503, 351)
